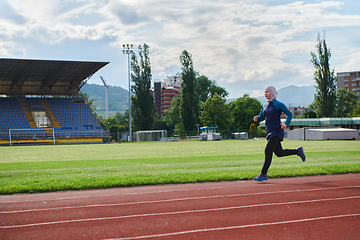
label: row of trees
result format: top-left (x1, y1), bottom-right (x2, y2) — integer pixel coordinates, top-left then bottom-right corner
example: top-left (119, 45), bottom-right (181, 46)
top-left (99, 34), bottom-right (359, 140)
top-left (161, 50), bottom-right (262, 136)
top-left (303, 88), bottom-right (360, 118)
top-left (128, 46), bottom-right (236, 134)
top-left (100, 46), bottom-right (263, 139)
top-left (163, 92), bottom-right (262, 136)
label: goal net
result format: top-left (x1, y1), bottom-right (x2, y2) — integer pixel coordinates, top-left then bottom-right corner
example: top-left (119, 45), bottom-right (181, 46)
top-left (135, 130), bottom-right (167, 142)
top-left (9, 128), bottom-right (55, 146)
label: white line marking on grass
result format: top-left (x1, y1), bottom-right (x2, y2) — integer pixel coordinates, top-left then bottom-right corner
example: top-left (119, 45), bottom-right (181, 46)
top-left (1, 196), bottom-right (359, 229)
top-left (1, 185), bottom-right (359, 214)
top-left (104, 213), bottom-right (360, 240)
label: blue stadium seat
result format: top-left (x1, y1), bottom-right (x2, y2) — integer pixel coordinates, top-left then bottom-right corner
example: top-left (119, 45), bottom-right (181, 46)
top-left (47, 97), bottom-right (106, 139)
top-left (1, 97), bottom-right (106, 141)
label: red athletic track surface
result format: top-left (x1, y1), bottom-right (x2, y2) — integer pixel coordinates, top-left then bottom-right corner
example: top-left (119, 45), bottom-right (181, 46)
top-left (1, 174), bottom-right (359, 240)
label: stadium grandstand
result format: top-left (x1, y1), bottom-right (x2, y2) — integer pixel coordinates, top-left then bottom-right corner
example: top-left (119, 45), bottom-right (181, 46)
top-left (0, 58), bottom-right (110, 146)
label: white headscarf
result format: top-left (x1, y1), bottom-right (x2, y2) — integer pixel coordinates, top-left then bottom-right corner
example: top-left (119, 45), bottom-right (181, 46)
top-left (266, 86), bottom-right (277, 102)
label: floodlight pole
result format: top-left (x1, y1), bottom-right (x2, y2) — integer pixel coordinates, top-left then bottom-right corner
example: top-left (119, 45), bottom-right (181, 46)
top-left (122, 44), bottom-right (134, 142)
top-left (100, 76), bottom-right (109, 118)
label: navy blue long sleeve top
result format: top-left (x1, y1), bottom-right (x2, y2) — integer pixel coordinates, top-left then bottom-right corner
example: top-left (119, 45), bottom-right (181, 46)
top-left (257, 99), bottom-right (292, 141)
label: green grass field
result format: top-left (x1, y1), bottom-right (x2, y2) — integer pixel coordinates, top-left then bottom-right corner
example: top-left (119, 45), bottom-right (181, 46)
top-left (0, 140), bottom-right (359, 195)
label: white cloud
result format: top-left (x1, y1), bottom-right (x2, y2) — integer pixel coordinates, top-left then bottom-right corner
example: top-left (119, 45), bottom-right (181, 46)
top-left (1, 0), bottom-right (359, 98)
top-left (335, 49), bottom-right (360, 72)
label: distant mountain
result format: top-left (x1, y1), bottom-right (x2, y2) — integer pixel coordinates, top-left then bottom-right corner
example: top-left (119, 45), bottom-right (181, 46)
top-left (83, 83), bottom-right (316, 117)
top-left (227, 85), bottom-right (315, 107)
top-left (80, 83), bottom-right (130, 115)
top-left (256, 85), bottom-right (315, 107)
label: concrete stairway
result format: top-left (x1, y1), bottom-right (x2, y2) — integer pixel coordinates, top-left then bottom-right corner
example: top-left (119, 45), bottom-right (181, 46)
top-left (41, 99), bottom-right (61, 128)
top-left (18, 99), bottom-right (37, 128)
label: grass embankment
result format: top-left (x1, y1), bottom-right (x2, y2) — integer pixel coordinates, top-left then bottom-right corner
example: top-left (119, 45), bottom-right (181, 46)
top-left (0, 140), bottom-right (359, 194)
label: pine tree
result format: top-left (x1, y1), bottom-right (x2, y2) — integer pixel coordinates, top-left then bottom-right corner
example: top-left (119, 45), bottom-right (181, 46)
top-left (310, 33), bottom-right (337, 117)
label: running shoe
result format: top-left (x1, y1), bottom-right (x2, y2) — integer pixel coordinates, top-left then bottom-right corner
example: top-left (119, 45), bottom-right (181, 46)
top-left (297, 146), bottom-right (306, 162)
top-left (254, 173), bottom-right (267, 182)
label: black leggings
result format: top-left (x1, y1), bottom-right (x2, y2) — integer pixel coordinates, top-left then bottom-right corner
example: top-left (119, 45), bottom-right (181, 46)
top-left (261, 136), bottom-right (298, 175)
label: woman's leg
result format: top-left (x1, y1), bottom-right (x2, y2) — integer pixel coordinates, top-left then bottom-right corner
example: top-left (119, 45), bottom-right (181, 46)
top-left (261, 136), bottom-right (280, 175)
top-left (273, 142), bottom-right (298, 157)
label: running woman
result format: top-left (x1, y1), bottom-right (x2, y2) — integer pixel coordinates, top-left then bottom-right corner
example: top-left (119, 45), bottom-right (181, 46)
top-left (253, 86), bottom-right (306, 182)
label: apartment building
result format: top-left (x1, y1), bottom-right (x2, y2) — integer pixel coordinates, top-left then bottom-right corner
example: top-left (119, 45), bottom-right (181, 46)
top-left (337, 71), bottom-right (360, 95)
top-left (151, 72), bottom-right (182, 118)
top-left (281, 106), bottom-right (311, 119)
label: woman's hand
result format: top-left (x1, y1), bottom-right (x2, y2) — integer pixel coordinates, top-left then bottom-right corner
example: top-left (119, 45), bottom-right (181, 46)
top-left (253, 116), bottom-right (259, 122)
top-left (280, 123), bottom-right (287, 129)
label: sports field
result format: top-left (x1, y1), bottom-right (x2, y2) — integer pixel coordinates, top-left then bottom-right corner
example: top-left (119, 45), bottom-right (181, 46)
top-left (1, 140), bottom-right (359, 194)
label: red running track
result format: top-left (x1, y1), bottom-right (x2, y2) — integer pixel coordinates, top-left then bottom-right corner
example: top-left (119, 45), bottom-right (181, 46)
top-left (1, 174), bottom-right (360, 240)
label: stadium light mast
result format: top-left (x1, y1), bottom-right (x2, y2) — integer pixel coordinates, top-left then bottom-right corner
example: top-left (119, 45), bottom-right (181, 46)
top-left (100, 76), bottom-right (109, 118)
top-left (122, 44), bottom-right (134, 142)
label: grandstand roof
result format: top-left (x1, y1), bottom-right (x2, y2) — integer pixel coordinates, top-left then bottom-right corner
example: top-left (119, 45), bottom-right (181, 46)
top-left (0, 58), bottom-right (109, 96)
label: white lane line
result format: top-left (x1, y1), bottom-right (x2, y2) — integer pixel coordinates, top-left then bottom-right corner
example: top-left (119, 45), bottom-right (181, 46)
top-left (1, 178), bottom-right (359, 204)
top-left (104, 213), bottom-right (360, 240)
top-left (1, 185), bottom-right (359, 214)
top-left (1, 196), bottom-right (359, 229)
top-left (0, 187), bottom-right (225, 204)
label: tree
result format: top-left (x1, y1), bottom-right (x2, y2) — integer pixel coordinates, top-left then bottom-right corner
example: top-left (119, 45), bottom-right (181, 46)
top-left (299, 110), bottom-right (317, 118)
top-left (195, 75), bottom-right (211, 104)
top-left (115, 110), bottom-right (129, 129)
top-left (195, 75), bottom-right (228, 104)
top-left (209, 84), bottom-right (228, 100)
top-left (163, 97), bottom-right (181, 127)
top-left (200, 93), bottom-right (232, 130)
top-left (180, 50), bottom-right (198, 134)
top-left (335, 88), bottom-right (358, 117)
top-left (162, 96), bottom-right (184, 135)
top-left (229, 94), bottom-right (262, 131)
top-left (103, 116), bottom-right (126, 142)
top-left (152, 118), bottom-right (174, 136)
top-left (130, 43), bottom-right (157, 131)
top-left (352, 98), bottom-right (360, 117)
top-left (310, 33), bottom-right (337, 117)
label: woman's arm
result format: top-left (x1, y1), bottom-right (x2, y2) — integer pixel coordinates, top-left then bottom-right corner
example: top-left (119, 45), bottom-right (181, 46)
top-left (255, 104), bottom-right (266, 122)
top-left (273, 100), bottom-right (292, 127)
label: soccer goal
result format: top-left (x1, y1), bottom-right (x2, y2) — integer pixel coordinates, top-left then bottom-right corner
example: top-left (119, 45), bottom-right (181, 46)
top-left (9, 128), bottom-right (55, 146)
top-left (135, 130), bottom-right (167, 142)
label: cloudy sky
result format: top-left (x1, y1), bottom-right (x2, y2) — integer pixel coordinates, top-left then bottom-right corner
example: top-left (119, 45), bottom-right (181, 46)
top-left (1, 0), bottom-right (359, 98)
